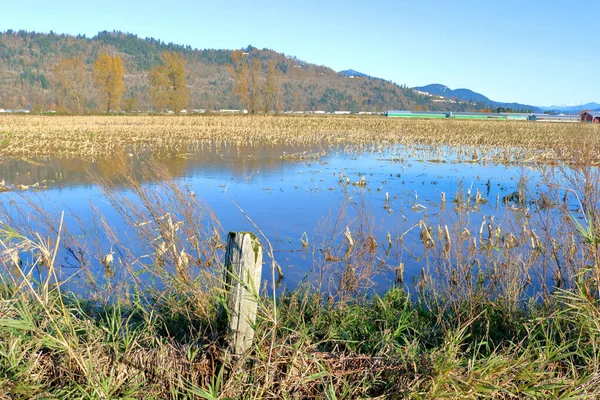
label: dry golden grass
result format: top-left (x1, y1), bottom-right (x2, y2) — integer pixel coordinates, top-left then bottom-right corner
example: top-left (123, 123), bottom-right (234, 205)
top-left (0, 114), bottom-right (598, 164)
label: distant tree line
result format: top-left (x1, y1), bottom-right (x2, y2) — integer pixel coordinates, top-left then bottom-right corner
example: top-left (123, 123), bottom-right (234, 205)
top-left (495, 107), bottom-right (534, 114)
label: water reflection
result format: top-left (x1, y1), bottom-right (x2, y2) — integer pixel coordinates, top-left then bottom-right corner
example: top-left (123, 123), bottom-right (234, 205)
top-left (0, 144), bottom-right (322, 189)
top-left (0, 144), bottom-right (580, 298)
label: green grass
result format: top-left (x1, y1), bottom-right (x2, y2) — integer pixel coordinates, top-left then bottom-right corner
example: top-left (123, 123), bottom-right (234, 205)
top-left (2, 270), bottom-right (600, 399)
top-left (0, 131), bottom-right (12, 146)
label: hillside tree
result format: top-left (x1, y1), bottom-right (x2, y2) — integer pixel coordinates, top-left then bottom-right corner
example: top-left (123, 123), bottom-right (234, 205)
top-left (149, 51), bottom-right (189, 114)
top-left (93, 52), bottom-right (125, 112)
top-left (229, 50), bottom-right (249, 110)
top-left (264, 60), bottom-right (282, 113)
top-left (248, 58), bottom-right (262, 114)
top-left (52, 56), bottom-right (89, 113)
top-left (124, 96), bottom-right (138, 113)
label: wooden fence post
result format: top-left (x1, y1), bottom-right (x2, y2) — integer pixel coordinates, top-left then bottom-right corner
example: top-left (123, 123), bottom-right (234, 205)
top-left (221, 231), bottom-right (262, 356)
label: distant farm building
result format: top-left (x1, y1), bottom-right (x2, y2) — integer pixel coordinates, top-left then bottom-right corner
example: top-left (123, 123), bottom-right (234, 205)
top-left (218, 109), bottom-right (248, 114)
top-left (451, 112), bottom-right (530, 120)
top-left (529, 114), bottom-right (580, 123)
top-left (386, 110), bottom-right (584, 122)
top-left (386, 110), bottom-right (532, 120)
top-left (581, 112), bottom-right (600, 123)
top-left (386, 110), bottom-right (447, 119)
top-left (0, 109), bottom-right (29, 114)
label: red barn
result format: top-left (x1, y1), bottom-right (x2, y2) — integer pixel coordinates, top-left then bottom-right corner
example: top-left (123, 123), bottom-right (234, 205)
top-left (581, 112), bottom-right (600, 123)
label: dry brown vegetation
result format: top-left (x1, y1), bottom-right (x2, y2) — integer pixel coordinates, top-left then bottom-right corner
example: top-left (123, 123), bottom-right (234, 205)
top-left (0, 115), bottom-right (599, 164)
top-left (2, 115), bottom-right (600, 398)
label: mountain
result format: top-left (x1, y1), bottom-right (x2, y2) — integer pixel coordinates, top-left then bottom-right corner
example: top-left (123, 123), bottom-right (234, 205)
top-left (0, 30), bottom-right (494, 113)
top-left (413, 83), bottom-right (541, 113)
top-left (414, 84), bottom-right (490, 103)
top-left (0, 30), bottom-right (428, 113)
top-left (339, 69), bottom-right (372, 78)
top-left (539, 103), bottom-right (600, 113)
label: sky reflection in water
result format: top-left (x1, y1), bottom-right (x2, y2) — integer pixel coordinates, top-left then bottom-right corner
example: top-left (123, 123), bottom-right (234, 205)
top-left (0, 145), bottom-right (543, 294)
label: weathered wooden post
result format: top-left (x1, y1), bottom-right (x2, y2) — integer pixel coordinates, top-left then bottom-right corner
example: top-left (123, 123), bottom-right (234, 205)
top-left (220, 231), bottom-right (262, 356)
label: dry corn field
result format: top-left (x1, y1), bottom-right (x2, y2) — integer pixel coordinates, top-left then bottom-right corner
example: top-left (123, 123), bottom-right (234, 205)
top-left (0, 115), bottom-right (598, 164)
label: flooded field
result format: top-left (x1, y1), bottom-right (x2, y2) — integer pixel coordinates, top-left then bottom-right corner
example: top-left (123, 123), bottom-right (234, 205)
top-left (0, 140), bottom-right (589, 299)
top-left (0, 115), bottom-right (598, 301)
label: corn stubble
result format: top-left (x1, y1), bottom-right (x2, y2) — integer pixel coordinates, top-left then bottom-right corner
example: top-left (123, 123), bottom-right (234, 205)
top-left (0, 115), bottom-right (598, 165)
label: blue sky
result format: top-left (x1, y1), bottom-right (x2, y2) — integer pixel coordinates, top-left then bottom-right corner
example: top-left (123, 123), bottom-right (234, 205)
top-left (1, 0), bottom-right (597, 106)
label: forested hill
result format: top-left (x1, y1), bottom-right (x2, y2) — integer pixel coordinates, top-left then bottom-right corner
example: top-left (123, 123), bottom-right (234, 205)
top-left (0, 30), bottom-right (483, 112)
top-left (413, 84), bottom-right (540, 113)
